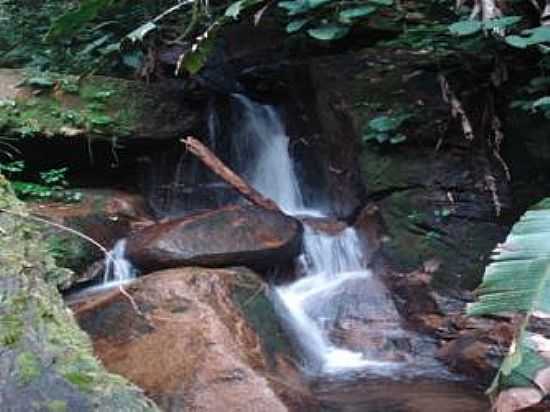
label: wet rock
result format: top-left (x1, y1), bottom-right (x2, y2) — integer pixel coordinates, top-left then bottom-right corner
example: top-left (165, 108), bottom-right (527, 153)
top-left (126, 204), bottom-right (303, 272)
top-left (72, 267), bottom-right (294, 411)
top-left (0, 176), bottom-right (158, 412)
top-left (437, 316), bottom-right (514, 384)
top-left (29, 189), bottom-right (152, 287)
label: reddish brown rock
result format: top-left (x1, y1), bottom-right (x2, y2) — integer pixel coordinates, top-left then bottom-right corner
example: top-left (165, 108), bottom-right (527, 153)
top-left (126, 204), bottom-right (303, 272)
top-left (72, 267), bottom-right (302, 411)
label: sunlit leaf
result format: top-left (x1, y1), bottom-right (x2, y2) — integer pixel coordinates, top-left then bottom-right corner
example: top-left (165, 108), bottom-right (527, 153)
top-left (468, 199), bottom-right (550, 411)
top-left (448, 20), bottom-right (482, 36)
top-left (307, 25), bottom-right (350, 40)
top-left (286, 19), bottom-right (309, 33)
top-left (339, 6), bottom-right (377, 23)
top-left (368, 0), bottom-right (393, 5)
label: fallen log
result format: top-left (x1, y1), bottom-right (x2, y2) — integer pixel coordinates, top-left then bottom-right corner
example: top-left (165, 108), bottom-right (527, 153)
top-left (181, 136), bottom-right (281, 212)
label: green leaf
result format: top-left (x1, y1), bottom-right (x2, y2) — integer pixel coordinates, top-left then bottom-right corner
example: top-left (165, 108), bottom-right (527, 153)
top-left (448, 20), bottom-right (482, 36)
top-left (506, 27), bottom-right (550, 49)
top-left (505, 35), bottom-right (529, 48)
top-left (307, 0), bottom-right (333, 9)
top-left (286, 19), bottom-right (309, 33)
top-left (177, 26), bottom-right (218, 75)
top-left (368, 114), bottom-right (411, 132)
top-left (368, 0), bottom-right (393, 5)
top-left (226, 0), bottom-right (263, 19)
top-left (339, 6), bottom-right (377, 23)
top-left (279, 0), bottom-right (309, 15)
top-left (307, 25), bottom-right (350, 41)
top-left (468, 198), bottom-right (550, 410)
top-left (532, 96), bottom-right (550, 110)
top-left (89, 114), bottom-right (113, 126)
top-left (123, 22), bottom-right (157, 45)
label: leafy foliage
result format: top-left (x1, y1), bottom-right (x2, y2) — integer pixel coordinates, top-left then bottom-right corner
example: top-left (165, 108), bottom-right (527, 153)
top-left (363, 112), bottom-right (413, 144)
top-left (468, 198), bottom-right (550, 411)
top-left (278, 0), bottom-right (394, 40)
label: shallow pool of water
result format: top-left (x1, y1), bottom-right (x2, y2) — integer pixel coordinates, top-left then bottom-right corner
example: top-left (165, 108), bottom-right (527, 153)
top-left (313, 375), bottom-right (489, 412)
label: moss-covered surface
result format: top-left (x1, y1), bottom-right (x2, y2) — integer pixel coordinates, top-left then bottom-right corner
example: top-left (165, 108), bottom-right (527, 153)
top-left (317, 48), bottom-right (510, 292)
top-left (0, 175), bottom-right (159, 411)
top-left (0, 68), bottom-right (200, 142)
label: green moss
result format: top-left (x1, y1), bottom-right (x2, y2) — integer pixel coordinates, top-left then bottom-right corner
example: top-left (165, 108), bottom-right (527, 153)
top-left (16, 352), bottom-right (41, 384)
top-left (0, 176), bottom-right (160, 411)
top-left (1, 313), bottom-right (24, 346)
top-left (47, 400), bottom-right (68, 412)
top-left (0, 72), bottom-right (141, 140)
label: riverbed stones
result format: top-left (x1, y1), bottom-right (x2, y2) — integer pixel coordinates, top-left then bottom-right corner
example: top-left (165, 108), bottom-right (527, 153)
top-left (126, 204), bottom-right (303, 272)
top-left (72, 267), bottom-right (292, 411)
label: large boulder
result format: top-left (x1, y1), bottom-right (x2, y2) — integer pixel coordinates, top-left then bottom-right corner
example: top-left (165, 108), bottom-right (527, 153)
top-left (126, 204), bottom-right (303, 272)
top-left (0, 177), bottom-right (158, 412)
top-left (72, 267), bottom-right (313, 411)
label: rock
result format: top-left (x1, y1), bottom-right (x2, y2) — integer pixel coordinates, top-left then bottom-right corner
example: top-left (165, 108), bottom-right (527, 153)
top-left (0, 176), bottom-right (158, 412)
top-left (29, 189), bottom-right (152, 287)
top-left (126, 204), bottom-right (303, 272)
top-left (72, 267), bottom-right (295, 411)
top-left (437, 316), bottom-right (514, 384)
top-left (0, 69), bottom-right (200, 142)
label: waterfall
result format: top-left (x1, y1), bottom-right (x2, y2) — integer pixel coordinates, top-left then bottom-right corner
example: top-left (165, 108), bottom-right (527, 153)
top-left (231, 95), bottom-right (306, 215)
top-left (232, 95), bottom-right (412, 375)
top-left (103, 239), bottom-right (136, 286)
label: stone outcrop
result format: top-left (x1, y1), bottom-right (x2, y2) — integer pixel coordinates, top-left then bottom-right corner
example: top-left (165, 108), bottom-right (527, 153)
top-left (126, 204), bottom-right (303, 272)
top-left (0, 69), bottom-right (200, 141)
top-left (72, 267), bottom-right (313, 411)
top-left (0, 176), bottom-right (158, 412)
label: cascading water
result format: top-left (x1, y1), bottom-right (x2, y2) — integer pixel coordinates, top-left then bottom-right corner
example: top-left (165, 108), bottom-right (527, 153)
top-left (103, 238), bottom-right (137, 286)
top-left (231, 95), bottom-right (417, 375)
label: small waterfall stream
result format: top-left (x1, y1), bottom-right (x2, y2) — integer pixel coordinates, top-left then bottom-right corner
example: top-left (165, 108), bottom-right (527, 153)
top-left (232, 95), bottom-right (416, 375)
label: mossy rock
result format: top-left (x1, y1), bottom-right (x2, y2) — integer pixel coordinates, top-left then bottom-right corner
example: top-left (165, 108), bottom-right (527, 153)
top-left (0, 176), bottom-right (159, 411)
top-left (0, 68), bottom-right (200, 141)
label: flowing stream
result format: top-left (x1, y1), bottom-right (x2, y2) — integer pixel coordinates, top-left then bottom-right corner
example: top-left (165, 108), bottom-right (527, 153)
top-left (231, 95), bottom-right (427, 375)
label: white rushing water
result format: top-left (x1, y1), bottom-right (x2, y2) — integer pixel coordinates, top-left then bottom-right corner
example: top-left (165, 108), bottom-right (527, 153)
top-left (232, 95), bottom-right (410, 374)
top-left (102, 239), bottom-right (136, 287)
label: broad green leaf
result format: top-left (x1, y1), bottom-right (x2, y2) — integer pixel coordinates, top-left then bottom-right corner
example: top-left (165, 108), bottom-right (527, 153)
top-left (532, 96), bottom-right (550, 110)
top-left (468, 198), bottom-right (550, 411)
top-left (368, 114), bottom-right (411, 132)
top-left (177, 26), bottom-right (218, 75)
top-left (368, 0), bottom-right (393, 6)
top-left (307, 25), bottom-right (350, 41)
top-left (286, 19), bottom-right (309, 33)
top-left (89, 114), bottom-right (113, 126)
top-left (506, 27), bottom-right (550, 49)
top-left (448, 20), bottom-right (482, 36)
top-left (339, 6), bottom-right (377, 23)
top-left (505, 35), bottom-right (529, 49)
top-left (307, 0), bottom-right (333, 9)
top-left (278, 0), bottom-right (309, 15)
